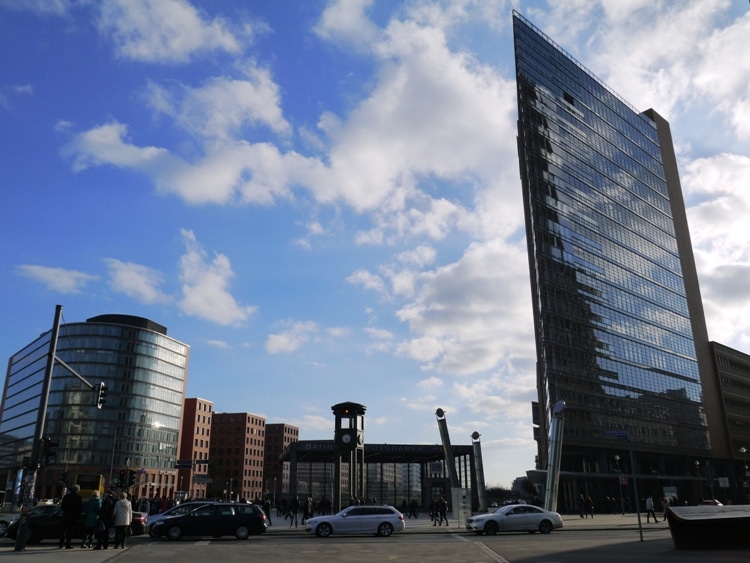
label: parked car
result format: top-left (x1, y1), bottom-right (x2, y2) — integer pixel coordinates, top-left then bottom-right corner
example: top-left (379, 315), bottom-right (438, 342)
top-left (304, 505), bottom-right (405, 537)
top-left (465, 504), bottom-right (563, 535)
top-left (5, 505), bottom-right (148, 544)
top-left (150, 503), bottom-right (267, 540)
top-left (131, 511), bottom-right (149, 536)
top-left (699, 499), bottom-right (723, 506)
top-left (148, 501), bottom-right (219, 537)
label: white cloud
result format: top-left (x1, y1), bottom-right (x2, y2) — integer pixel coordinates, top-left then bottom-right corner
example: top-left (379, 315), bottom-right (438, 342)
top-left (346, 269), bottom-right (388, 297)
top-left (395, 238), bottom-right (533, 375)
top-left (417, 376), bottom-right (442, 390)
top-left (207, 340), bottom-right (230, 349)
top-left (63, 121), bottom-right (174, 174)
top-left (313, 0), bottom-right (379, 51)
top-left (0, 84), bottom-right (33, 111)
top-left (17, 265), bottom-right (97, 294)
top-left (177, 229), bottom-right (256, 326)
top-left (97, 0), bottom-right (242, 63)
top-left (265, 321), bottom-right (319, 354)
top-left (105, 258), bottom-right (171, 304)
top-left (0, 0), bottom-right (72, 16)
top-left (144, 61), bottom-right (290, 139)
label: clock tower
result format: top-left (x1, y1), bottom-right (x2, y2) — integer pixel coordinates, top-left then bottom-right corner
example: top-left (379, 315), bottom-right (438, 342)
top-left (332, 401), bottom-right (366, 511)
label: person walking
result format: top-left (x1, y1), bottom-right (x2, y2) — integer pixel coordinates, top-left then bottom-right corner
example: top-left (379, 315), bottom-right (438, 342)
top-left (289, 495), bottom-right (300, 528)
top-left (584, 495), bottom-right (595, 519)
top-left (112, 492), bottom-right (132, 549)
top-left (409, 498), bottom-right (418, 519)
top-left (645, 495), bottom-right (658, 523)
top-left (59, 485), bottom-right (83, 549)
top-left (81, 490), bottom-right (102, 548)
top-left (262, 497), bottom-right (273, 526)
top-left (94, 491), bottom-right (116, 550)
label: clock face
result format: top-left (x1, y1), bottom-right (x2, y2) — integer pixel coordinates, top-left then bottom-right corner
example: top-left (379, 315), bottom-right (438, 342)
top-left (341, 433), bottom-right (352, 444)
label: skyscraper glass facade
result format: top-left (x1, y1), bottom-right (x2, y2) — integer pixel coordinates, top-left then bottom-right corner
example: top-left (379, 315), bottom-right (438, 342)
top-left (1, 314), bottom-right (188, 504)
top-left (513, 11), bottom-right (713, 483)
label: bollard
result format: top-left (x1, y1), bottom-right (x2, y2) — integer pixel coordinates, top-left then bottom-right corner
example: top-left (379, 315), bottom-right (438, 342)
top-left (14, 506), bottom-right (28, 552)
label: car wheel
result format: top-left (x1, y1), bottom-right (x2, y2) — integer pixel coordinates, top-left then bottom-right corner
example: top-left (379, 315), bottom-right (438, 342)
top-left (236, 525), bottom-right (250, 540)
top-left (484, 520), bottom-right (499, 535)
top-left (539, 519), bottom-right (553, 534)
top-left (376, 522), bottom-right (394, 537)
top-left (167, 526), bottom-right (183, 541)
top-left (315, 522), bottom-right (333, 538)
top-left (0, 520), bottom-right (8, 535)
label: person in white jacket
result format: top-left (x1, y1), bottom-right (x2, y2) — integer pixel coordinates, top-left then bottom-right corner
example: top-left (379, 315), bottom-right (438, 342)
top-left (112, 492), bottom-right (133, 549)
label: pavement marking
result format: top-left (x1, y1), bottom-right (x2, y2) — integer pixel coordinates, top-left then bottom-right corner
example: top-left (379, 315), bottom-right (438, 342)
top-left (454, 534), bottom-right (510, 563)
top-left (474, 540), bottom-right (510, 563)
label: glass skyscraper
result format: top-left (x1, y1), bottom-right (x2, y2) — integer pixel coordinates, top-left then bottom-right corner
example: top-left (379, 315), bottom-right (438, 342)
top-left (513, 12), bottom-right (727, 507)
top-left (1, 313), bottom-right (189, 506)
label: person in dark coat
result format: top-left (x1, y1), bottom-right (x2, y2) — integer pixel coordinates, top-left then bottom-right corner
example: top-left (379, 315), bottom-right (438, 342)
top-left (59, 485), bottom-right (83, 549)
top-left (94, 491), bottom-right (116, 550)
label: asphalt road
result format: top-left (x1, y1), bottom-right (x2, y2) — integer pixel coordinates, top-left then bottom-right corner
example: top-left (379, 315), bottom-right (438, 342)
top-left (2, 515), bottom-right (749, 563)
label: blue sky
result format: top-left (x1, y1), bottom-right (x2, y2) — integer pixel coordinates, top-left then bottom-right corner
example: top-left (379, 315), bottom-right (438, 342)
top-left (1, 0), bottom-right (749, 488)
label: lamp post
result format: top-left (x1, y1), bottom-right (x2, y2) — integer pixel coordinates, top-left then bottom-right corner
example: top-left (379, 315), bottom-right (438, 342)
top-left (741, 447), bottom-right (749, 501)
top-left (694, 461), bottom-right (702, 501)
top-left (615, 455), bottom-right (624, 515)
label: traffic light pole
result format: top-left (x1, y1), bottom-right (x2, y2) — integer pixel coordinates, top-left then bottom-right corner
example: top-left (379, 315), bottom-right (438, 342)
top-left (15, 305), bottom-right (102, 552)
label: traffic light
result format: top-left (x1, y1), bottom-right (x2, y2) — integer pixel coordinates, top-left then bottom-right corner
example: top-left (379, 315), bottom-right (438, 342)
top-left (95, 382), bottom-right (108, 409)
top-left (119, 469), bottom-right (127, 486)
top-left (128, 470), bottom-right (136, 487)
top-left (40, 435), bottom-right (59, 467)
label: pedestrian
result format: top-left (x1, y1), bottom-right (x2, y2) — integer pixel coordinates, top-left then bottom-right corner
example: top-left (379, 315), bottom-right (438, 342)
top-left (645, 495), bottom-right (658, 523)
top-left (263, 497), bottom-right (273, 526)
top-left (59, 484), bottom-right (83, 549)
top-left (81, 490), bottom-right (102, 548)
top-left (662, 497), bottom-right (670, 520)
top-left (576, 494), bottom-right (586, 518)
top-left (289, 495), bottom-right (300, 528)
top-left (112, 492), bottom-right (133, 548)
top-left (409, 498), bottom-right (418, 519)
top-left (94, 491), bottom-right (115, 550)
top-left (584, 495), bottom-right (594, 519)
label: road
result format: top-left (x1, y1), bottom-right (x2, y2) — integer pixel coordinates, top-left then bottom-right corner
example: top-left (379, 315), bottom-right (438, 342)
top-left (1, 513), bottom-right (748, 562)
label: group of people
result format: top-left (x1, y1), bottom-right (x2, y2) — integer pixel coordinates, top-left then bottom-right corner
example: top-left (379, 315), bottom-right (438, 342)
top-left (431, 496), bottom-right (449, 526)
top-left (58, 485), bottom-right (133, 550)
top-left (576, 494), bottom-right (596, 518)
top-left (400, 498), bottom-right (420, 518)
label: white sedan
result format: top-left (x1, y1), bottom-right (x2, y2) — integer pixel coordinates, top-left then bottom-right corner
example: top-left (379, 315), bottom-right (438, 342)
top-left (305, 505), bottom-right (405, 537)
top-left (466, 504), bottom-right (563, 535)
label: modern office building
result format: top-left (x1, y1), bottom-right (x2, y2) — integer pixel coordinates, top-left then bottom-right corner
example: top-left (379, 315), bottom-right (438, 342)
top-left (264, 423), bottom-right (299, 503)
top-left (0, 313), bottom-right (189, 507)
top-left (178, 397), bottom-right (213, 499)
top-left (210, 411), bottom-right (266, 501)
top-left (513, 12), bottom-right (732, 509)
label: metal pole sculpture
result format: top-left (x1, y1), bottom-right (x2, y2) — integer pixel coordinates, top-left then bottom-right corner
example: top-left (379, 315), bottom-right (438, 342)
top-left (471, 431), bottom-right (488, 512)
top-left (544, 400), bottom-right (565, 513)
top-left (435, 409), bottom-right (459, 488)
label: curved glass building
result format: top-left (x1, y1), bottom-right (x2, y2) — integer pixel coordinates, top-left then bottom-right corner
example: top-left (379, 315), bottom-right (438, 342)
top-left (1, 313), bottom-right (189, 506)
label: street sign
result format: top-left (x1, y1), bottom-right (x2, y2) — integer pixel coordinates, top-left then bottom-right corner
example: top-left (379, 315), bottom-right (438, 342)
top-left (193, 475), bottom-right (213, 484)
top-left (174, 460), bottom-right (193, 469)
top-left (194, 459), bottom-right (210, 464)
top-left (604, 430), bottom-right (629, 441)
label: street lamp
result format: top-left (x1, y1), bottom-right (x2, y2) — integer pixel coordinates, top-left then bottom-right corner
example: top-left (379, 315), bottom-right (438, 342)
top-left (614, 455), bottom-right (624, 515)
top-left (695, 461), bottom-right (702, 501)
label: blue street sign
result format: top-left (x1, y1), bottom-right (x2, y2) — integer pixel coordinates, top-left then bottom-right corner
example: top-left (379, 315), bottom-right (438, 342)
top-left (604, 430), bottom-right (629, 441)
